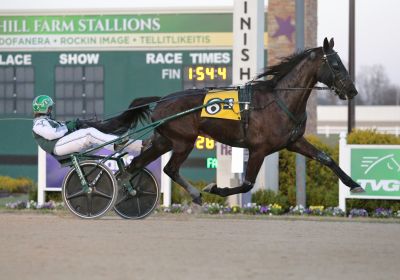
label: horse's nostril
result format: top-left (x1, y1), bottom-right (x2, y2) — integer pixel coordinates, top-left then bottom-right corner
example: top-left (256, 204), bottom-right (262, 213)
top-left (349, 89), bottom-right (358, 97)
top-left (346, 90), bottom-right (358, 99)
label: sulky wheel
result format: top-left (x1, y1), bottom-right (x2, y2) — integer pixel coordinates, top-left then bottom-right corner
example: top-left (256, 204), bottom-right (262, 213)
top-left (114, 168), bottom-right (159, 219)
top-left (62, 160), bottom-right (118, 219)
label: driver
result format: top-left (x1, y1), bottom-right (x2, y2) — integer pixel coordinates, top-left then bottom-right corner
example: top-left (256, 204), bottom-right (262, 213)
top-left (32, 95), bottom-right (142, 156)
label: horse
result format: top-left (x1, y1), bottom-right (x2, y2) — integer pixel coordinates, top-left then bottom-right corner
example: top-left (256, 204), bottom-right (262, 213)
top-left (98, 37), bottom-right (364, 205)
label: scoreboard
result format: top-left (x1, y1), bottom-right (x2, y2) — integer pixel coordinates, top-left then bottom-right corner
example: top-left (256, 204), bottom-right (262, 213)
top-left (0, 11), bottom-right (267, 181)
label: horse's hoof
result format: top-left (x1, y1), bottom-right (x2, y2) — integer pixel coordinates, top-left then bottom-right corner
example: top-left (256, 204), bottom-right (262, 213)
top-left (192, 195), bottom-right (202, 206)
top-left (203, 183), bottom-right (217, 193)
top-left (350, 186), bottom-right (365, 193)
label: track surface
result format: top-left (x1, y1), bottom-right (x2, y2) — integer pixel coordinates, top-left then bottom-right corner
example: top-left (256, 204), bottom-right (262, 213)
top-left (0, 212), bottom-right (399, 280)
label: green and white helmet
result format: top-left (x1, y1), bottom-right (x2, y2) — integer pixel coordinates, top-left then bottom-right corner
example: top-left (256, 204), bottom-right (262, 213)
top-left (32, 95), bottom-right (54, 114)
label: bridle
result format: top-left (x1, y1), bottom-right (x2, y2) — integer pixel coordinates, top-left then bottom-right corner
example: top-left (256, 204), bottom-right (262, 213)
top-left (321, 49), bottom-right (349, 98)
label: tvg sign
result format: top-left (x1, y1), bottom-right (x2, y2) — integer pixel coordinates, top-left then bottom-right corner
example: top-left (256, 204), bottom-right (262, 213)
top-left (351, 149), bottom-right (400, 197)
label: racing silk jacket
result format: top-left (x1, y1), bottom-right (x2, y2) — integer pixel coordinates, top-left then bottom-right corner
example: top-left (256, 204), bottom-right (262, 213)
top-left (32, 116), bottom-right (68, 154)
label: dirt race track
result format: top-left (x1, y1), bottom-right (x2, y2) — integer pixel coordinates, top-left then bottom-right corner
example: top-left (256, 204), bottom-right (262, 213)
top-left (0, 212), bottom-right (399, 280)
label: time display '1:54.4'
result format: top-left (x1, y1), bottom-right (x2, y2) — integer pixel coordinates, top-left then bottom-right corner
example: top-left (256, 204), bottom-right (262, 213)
top-left (186, 66), bottom-right (228, 81)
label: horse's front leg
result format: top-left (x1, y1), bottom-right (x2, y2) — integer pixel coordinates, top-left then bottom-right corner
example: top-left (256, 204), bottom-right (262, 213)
top-left (287, 137), bottom-right (364, 193)
top-left (203, 150), bottom-right (265, 197)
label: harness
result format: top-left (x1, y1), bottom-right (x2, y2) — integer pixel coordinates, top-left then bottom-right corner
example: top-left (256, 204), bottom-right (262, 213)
top-left (236, 84), bottom-right (307, 143)
top-left (238, 85), bottom-right (252, 138)
top-left (271, 91), bottom-right (307, 142)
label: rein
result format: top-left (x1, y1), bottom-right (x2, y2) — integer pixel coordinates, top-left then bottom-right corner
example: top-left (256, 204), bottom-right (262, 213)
top-left (0, 118), bottom-right (34, 121)
top-left (273, 86), bottom-right (330, 91)
top-left (98, 83), bottom-right (332, 124)
top-left (0, 50), bottom-right (338, 124)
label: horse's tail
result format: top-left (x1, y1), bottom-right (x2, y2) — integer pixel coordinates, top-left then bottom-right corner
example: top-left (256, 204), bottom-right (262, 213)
top-left (82, 96), bottom-right (160, 135)
top-left (127, 96), bottom-right (161, 128)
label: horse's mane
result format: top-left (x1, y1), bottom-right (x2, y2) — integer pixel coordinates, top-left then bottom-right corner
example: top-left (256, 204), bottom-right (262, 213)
top-left (254, 47), bottom-right (318, 87)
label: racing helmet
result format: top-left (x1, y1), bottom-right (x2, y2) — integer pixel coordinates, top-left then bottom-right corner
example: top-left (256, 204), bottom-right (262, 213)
top-left (32, 95), bottom-right (54, 114)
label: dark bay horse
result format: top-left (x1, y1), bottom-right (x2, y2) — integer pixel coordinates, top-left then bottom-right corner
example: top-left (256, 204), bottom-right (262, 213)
top-left (110, 38), bottom-right (364, 204)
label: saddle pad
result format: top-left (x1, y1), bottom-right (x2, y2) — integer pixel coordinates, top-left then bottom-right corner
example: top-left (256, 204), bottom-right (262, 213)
top-left (201, 90), bottom-right (241, 121)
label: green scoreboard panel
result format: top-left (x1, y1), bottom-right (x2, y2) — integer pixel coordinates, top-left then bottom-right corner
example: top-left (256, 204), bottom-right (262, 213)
top-left (0, 12), bottom-right (267, 182)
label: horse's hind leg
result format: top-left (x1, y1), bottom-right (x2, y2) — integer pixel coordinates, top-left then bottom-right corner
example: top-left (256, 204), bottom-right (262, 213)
top-left (287, 137), bottom-right (364, 193)
top-left (203, 150), bottom-right (266, 197)
top-left (163, 142), bottom-right (202, 205)
top-left (125, 133), bottom-right (171, 174)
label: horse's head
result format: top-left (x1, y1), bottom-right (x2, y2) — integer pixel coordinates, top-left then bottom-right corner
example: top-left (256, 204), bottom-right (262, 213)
top-left (316, 37), bottom-right (358, 100)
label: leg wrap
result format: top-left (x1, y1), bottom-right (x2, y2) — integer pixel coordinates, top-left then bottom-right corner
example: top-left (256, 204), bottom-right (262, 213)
top-left (316, 151), bottom-right (333, 166)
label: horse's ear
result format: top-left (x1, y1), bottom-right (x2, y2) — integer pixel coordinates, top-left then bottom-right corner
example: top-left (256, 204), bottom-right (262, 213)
top-left (329, 38), bottom-right (335, 49)
top-left (323, 37), bottom-right (329, 52)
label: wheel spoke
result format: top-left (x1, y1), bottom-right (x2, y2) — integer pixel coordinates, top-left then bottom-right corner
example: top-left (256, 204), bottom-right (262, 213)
top-left (132, 171), bottom-right (144, 187)
top-left (138, 190), bottom-right (157, 196)
top-left (92, 188), bottom-right (113, 199)
top-left (85, 164), bottom-right (102, 179)
top-left (66, 189), bottom-right (86, 200)
top-left (86, 194), bottom-right (92, 217)
top-left (89, 170), bottom-right (104, 186)
top-left (115, 194), bottom-right (130, 207)
top-left (136, 196), bottom-right (141, 216)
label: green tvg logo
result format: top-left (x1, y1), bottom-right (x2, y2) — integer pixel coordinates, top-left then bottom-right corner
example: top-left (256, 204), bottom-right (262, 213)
top-left (351, 148), bottom-right (400, 196)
